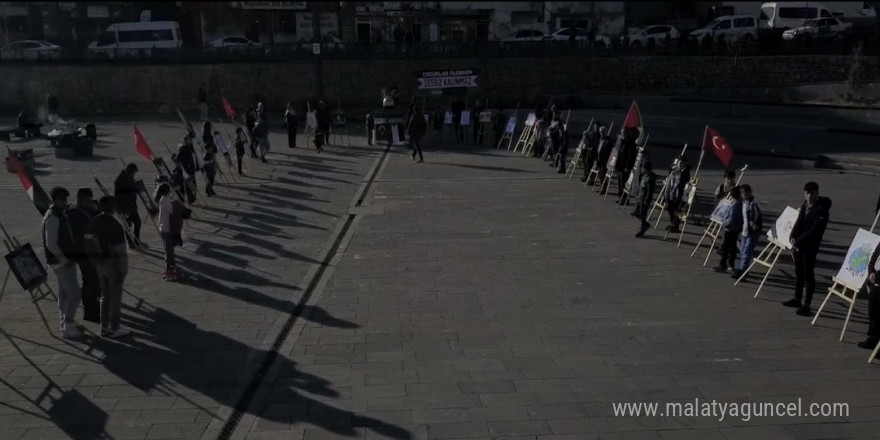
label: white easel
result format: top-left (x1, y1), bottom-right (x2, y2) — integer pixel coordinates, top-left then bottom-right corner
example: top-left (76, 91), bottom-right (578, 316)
top-left (301, 102), bottom-right (317, 147)
top-left (812, 276), bottom-right (862, 341)
top-left (567, 119), bottom-right (593, 179)
top-left (735, 235), bottom-right (787, 298)
top-left (690, 164), bottom-right (749, 265)
top-left (647, 143), bottom-right (687, 228)
top-left (497, 104), bottom-right (519, 150)
top-left (512, 113), bottom-right (535, 153)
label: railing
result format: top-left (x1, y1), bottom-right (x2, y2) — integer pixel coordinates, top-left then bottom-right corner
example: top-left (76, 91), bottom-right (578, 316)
top-left (0, 36), bottom-right (876, 65)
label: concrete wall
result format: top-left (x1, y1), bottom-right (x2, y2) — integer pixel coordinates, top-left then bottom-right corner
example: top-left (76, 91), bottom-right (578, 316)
top-left (1, 55), bottom-right (877, 115)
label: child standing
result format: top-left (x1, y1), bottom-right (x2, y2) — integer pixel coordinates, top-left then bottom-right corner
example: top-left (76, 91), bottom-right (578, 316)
top-left (714, 187), bottom-right (743, 273)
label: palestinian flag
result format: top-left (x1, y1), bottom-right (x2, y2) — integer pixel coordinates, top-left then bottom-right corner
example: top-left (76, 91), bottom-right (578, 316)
top-left (7, 148), bottom-right (50, 215)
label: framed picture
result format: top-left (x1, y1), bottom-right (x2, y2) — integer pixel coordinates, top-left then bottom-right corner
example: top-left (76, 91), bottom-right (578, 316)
top-left (5, 243), bottom-right (47, 291)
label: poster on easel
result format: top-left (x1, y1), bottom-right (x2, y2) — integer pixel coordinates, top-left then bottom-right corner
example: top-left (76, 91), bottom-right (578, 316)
top-left (685, 183), bottom-right (697, 205)
top-left (835, 228), bottom-right (880, 289)
top-left (460, 111), bottom-right (471, 126)
top-left (444, 111), bottom-right (453, 124)
top-left (710, 199), bottom-right (735, 223)
top-left (479, 111), bottom-right (493, 123)
top-left (4, 243), bottom-right (47, 291)
top-left (767, 206), bottom-right (799, 249)
top-left (505, 117), bottom-right (517, 134)
top-left (525, 113), bottom-right (536, 127)
top-left (391, 124), bottom-right (401, 144)
top-left (306, 111), bottom-right (318, 129)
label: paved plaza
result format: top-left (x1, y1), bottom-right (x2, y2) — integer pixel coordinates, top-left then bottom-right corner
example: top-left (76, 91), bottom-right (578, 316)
top-left (1, 100), bottom-right (880, 440)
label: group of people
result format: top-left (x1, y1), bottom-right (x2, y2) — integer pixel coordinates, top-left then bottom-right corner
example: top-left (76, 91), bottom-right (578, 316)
top-left (551, 112), bottom-right (876, 349)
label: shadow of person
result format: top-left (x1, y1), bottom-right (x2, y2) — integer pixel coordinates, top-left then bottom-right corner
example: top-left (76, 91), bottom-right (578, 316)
top-left (87, 306), bottom-right (406, 438)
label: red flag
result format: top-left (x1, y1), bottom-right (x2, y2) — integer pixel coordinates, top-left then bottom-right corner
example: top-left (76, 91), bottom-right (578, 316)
top-left (702, 125), bottom-right (733, 167)
top-left (623, 100), bottom-right (646, 145)
top-left (133, 124), bottom-right (154, 161)
top-left (7, 148), bottom-right (50, 215)
top-left (222, 97), bottom-right (236, 119)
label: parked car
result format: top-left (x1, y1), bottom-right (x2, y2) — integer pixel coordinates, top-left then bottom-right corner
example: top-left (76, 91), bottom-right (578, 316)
top-left (624, 25), bottom-right (681, 48)
top-left (689, 15), bottom-right (759, 45)
top-left (500, 29), bottom-right (545, 43)
top-left (208, 36), bottom-right (263, 48)
top-left (542, 27), bottom-right (612, 48)
top-left (0, 40), bottom-right (63, 61)
top-left (782, 17), bottom-right (852, 40)
top-left (299, 33), bottom-right (346, 51)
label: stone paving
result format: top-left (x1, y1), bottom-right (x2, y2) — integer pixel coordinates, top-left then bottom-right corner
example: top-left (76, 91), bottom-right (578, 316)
top-left (1, 110), bottom-right (880, 440)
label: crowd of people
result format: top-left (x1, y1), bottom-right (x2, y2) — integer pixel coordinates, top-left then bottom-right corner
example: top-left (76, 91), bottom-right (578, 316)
top-left (33, 91), bottom-right (880, 357)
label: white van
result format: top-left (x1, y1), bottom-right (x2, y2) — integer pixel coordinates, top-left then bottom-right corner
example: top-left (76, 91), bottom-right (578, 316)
top-left (88, 21), bottom-right (183, 52)
top-left (689, 15), bottom-right (759, 44)
top-left (760, 2), bottom-right (877, 30)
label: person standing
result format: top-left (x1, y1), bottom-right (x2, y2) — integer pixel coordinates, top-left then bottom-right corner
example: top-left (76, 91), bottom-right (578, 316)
top-left (551, 122), bottom-right (570, 174)
top-left (861, 244), bottom-right (880, 349)
top-left (634, 160), bottom-right (657, 237)
top-left (253, 108), bottom-right (271, 162)
top-left (365, 109), bottom-right (375, 146)
top-left (432, 106), bottom-right (444, 137)
top-left (580, 122), bottom-right (602, 183)
top-left (245, 105), bottom-right (258, 157)
top-left (43, 187), bottom-right (82, 340)
top-left (713, 187), bottom-right (744, 273)
top-left (198, 83), bottom-right (208, 121)
top-left (616, 127), bottom-right (639, 201)
top-left (784, 181), bottom-right (832, 316)
top-left (407, 106), bottom-right (427, 162)
top-left (714, 170), bottom-right (736, 202)
top-left (67, 188), bottom-right (101, 324)
top-left (451, 98), bottom-right (465, 144)
top-left (731, 184), bottom-right (763, 279)
top-left (155, 183), bottom-right (188, 281)
top-left (472, 100), bottom-right (484, 145)
top-left (89, 196), bottom-right (130, 338)
top-left (113, 164), bottom-right (143, 249)
top-left (317, 101), bottom-right (331, 146)
top-left (176, 135), bottom-right (199, 203)
top-left (664, 155), bottom-right (690, 233)
top-left (201, 121), bottom-right (218, 197)
top-left (234, 127), bottom-right (247, 175)
top-left (285, 103), bottom-right (297, 148)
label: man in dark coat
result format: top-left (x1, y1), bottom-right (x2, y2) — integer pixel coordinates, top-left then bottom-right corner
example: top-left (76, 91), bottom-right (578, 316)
top-left (616, 127), bottom-right (639, 200)
top-left (317, 101), bottom-right (331, 146)
top-left (784, 181), bottom-right (832, 317)
top-left (580, 122), bottom-right (603, 183)
top-left (114, 164), bottom-right (142, 248)
top-left (635, 160), bottom-right (657, 237)
top-left (67, 188), bottom-right (101, 323)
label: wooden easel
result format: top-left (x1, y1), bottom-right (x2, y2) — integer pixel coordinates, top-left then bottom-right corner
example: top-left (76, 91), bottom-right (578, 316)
top-left (735, 237), bottom-right (787, 298)
top-left (690, 164), bottom-right (749, 263)
top-left (812, 276), bottom-right (862, 341)
top-left (667, 181), bottom-right (698, 247)
top-left (0, 220), bottom-right (53, 304)
top-left (512, 113), bottom-right (536, 153)
top-left (567, 119), bottom-right (593, 179)
top-left (648, 143), bottom-right (689, 228)
top-left (598, 131), bottom-right (624, 199)
top-left (497, 104), bottom-right (519, 150)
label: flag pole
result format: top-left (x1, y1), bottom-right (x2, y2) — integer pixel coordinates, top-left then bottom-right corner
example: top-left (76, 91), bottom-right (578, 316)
top-left (692, 125), bottom-right (708, 184)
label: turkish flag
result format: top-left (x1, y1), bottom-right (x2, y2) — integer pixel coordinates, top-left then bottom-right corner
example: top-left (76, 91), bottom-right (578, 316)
top-left (133, 124), bottom-right (154, 161)
top-left (7, 147), bottom-right (50, 215)
top-left (222, 97), bottom-right (236, 119)
top-left (702, 125), bottom-right (733, 167)
top-left (623, 100), bottom-right (646, 145)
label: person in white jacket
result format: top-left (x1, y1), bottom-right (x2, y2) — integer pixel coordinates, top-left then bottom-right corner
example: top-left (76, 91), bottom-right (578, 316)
top-left (42, 187), bottom-right (83, 340)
